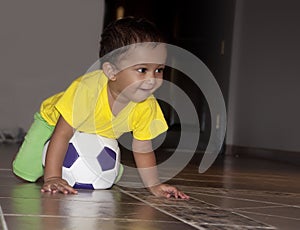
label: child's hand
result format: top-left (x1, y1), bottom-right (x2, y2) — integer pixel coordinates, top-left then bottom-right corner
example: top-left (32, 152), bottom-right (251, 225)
top-left (41, 177), bottom-right (78, 195)
top-left (149, 184), bottom-right (189, 200)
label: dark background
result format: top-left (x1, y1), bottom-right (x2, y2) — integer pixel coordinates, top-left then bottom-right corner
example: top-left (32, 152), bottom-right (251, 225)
top-left (104, 0), bottom-right (236, 152)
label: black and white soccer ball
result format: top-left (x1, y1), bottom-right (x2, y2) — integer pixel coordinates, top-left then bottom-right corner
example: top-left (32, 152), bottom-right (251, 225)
top-left (42, 131), bottom-right (121, 189)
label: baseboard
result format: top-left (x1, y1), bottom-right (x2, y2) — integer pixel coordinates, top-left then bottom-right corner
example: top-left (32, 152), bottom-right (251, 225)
top-left (225, 145), bottom-right (300, 166)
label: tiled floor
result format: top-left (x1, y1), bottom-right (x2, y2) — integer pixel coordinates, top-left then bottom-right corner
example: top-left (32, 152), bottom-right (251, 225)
top-left (0, 144), bottom-right (299, 230)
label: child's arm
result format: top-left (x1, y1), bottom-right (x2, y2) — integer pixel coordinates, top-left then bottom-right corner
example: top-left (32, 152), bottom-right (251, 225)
top-left (41, 116), bottom-right (78, 194)
top-left (132, 138), bottom-right (189, 199)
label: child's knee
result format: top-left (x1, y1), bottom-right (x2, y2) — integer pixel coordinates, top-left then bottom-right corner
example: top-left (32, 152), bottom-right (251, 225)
top-left (12, 159), bottom-right (43, 182)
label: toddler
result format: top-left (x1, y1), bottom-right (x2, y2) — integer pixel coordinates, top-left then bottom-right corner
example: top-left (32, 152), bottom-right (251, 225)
top-left (13, 17), bottom-right (189, 199)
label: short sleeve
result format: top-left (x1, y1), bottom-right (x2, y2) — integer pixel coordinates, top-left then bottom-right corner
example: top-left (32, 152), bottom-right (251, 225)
top-left (55, 71), bottom-right (103, 131)
top-left (131, 97), bottom-right (168, 140)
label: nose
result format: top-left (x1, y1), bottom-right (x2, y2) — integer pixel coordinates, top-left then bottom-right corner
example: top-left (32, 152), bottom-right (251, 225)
top-left (145, 72), bottom-right (156, 85)
top-left (146, 76), bottom-right (155, 85)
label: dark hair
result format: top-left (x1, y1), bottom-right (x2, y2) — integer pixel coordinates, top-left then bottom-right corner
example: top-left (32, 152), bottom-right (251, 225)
top-left (99, 17), bottom-right (164, 63)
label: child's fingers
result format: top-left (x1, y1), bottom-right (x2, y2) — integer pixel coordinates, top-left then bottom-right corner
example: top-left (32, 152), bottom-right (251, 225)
top-left (166, 186), bottom-right (179, 198)
top-left (41, 182), bottom-right (77, 194)
top-left (166, 186), bottom-right (189, 200)
top-left (178, 191), bottom-right (190, 200)
top-left (61, 185), bottom-right (78, 194)
top-left (41, 184), bottom-right (53, 193)
top-left (150, 184), bottom-right (189, 200)
top-left (55, 183), bottom-right (78, 194)
top-left (41, 187), bottom-right (50, 193)
top-left (161, 187), bottom-right (177, 199)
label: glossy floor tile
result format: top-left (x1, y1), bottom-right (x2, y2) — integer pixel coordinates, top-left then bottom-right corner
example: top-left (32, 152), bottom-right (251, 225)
top-left (0, 144), bottom-right (299, 229)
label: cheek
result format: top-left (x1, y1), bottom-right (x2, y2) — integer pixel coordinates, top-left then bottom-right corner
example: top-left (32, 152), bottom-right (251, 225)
top-left (119, 76), bottom-right (138, 89)
top-left (155, 78), bottom-right (163, 88)
top-left (123, 80), bottom-right (143, 93)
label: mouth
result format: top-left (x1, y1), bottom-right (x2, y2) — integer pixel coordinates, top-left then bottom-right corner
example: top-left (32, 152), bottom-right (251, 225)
top-left (139, 88), bottom-right (153, 92)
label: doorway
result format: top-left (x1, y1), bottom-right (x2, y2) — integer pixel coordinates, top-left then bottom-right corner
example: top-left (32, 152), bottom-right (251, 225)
top-left (103, 0), bottom-right (236, 151)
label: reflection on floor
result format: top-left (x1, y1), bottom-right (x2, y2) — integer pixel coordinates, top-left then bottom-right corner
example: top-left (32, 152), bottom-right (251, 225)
top-left (0, 144), bottom-right (299, 230)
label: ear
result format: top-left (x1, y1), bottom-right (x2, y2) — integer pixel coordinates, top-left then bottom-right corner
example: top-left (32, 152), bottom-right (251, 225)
top-left (102, 62), bottom-right (117, 81)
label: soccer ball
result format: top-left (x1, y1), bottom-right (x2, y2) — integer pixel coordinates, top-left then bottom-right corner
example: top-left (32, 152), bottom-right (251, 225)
top-left (42, 131), bottom-right (121, 189)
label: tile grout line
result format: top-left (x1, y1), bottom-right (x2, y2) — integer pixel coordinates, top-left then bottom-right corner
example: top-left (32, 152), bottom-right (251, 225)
top-left (191, 192), bottom-right (300, 208)
top-left (234, 205), bottom-right (300, 211)
top-left (116, 187), bottom-right (205, 230)
top-left (198, 223), bottom-right (275, 229)
top-left (236, 210), bottom-right (300, 221)
top-left (178, 185), bottom-right (300, 196)
top-left (0, 205), bottom-right (8, 230)
top-left (2, 213), bottom-right (179, 223)
top-left (190, 196), bottom-right (277, 229)
top-left (118, 188), bottom-right (277, 230)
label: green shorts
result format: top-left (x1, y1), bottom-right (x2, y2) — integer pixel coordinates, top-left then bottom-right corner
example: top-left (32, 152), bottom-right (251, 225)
top-left (13, 112), bottom-right (124, 184)
top-left (12, 112), bottom-right (55, 182)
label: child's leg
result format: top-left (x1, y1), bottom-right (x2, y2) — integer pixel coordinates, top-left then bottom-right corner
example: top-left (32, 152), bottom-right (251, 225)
top-left (114, 164), bottom-right (124, 184)
top-left (12, 113), bottom-right (55, 182)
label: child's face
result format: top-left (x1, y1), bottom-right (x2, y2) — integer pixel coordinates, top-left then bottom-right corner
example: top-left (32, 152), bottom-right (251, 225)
top-left (111, 44), bottom-right (167, 103)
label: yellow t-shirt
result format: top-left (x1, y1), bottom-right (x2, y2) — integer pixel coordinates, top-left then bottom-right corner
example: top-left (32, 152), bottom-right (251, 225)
top-left (40, 70), bottom-right (168, 140)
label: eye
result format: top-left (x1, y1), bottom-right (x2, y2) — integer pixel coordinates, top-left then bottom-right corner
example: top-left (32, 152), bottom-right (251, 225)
top-left (155, 68), bottom-right (165, 73)
top-left (137, 68), bottom-right (147, 73)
